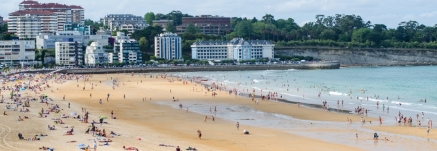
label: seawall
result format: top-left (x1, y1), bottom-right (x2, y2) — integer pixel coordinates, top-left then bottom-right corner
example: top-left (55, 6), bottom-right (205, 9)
top-left (275, 47), bottom-right (437, 66)
top-left (57, 63), bottom-right (339, 74)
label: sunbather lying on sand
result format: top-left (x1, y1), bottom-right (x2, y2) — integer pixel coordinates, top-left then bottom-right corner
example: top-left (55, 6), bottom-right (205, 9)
top-left (123, 146), bottom-right (139, 151)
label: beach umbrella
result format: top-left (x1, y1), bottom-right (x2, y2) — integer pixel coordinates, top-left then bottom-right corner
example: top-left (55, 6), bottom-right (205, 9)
top-left (76, 144), bottom-right (86, 149)
top-left (100, 116), bottom-right (107, 119)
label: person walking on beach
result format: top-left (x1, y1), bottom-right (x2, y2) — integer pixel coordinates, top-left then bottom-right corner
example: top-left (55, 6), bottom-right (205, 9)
top-left (236, 122), bottom-right (240, 130)
top-left (212, 116), bottom-right (215, 122)
top-left (197, 130), bottom-right (202, 139)
top-left (68, 103), bottom-right (70, 109)
top-left (204, 116), bottom-right (208, 123)
top-left (107, 93), bottom-right (110, 101)
top-left (427, 126), bottom-right (430, 134)
top-left (99, 99), bottom-right (102, 104)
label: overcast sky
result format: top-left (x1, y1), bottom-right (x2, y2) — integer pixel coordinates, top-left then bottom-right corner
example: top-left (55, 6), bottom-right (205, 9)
top-left (2, 0), bottom-right (437, 28)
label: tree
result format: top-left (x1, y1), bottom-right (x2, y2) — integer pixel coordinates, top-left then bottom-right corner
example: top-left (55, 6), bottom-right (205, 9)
top-left (144, 12), bottom-right (155, 25)
top-left (352, 28), bottom-right (372, 43)
top-left (185, 24), bottom-right (200, 34)
top-left (167, 10), bottom-right (183, 25)
top-left (233, 20), bottom-right (252, 39)
top-left (165, 21), bottom-right (176, 33)
top-left (320, 29), bottom-right (337, 41)
top-left (138, 37), bottom-right (149, 52)
top-left (88, 40), bottom-right (94, 46)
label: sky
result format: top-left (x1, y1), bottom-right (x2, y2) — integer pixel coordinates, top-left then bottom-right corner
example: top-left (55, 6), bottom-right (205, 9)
top-left (1, 0), bottom-right (437, 28)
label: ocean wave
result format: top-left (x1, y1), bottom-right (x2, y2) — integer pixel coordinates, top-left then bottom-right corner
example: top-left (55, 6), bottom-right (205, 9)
top-left (390, 101), bottom-right (413, 106)
top-left (329, 91), bottom-right (347, 96)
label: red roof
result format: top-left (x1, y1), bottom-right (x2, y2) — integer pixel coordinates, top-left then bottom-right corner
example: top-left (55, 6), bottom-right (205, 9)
top-left (27, 3), bottom-right (70, 9)
top-left (20, 0), bottom-right (40, 5)
top-left (69, 5), bottom-right (83, 9)
top-left (9, 10), bottom-right (55, 16)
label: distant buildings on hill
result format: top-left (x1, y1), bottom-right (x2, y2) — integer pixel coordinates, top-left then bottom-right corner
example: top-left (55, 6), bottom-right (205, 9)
top-left (101, 14), bottom-right (147, 35)
top-left (177, 15), bottom-right (230, 35)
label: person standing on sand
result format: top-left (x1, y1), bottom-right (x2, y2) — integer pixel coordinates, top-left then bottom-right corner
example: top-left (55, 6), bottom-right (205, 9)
top-left (204, 116), bottom-right (208, 123)
top-left (212, 116), bottom-right (215, 122)
top-left (427, 126), bottom-right (430, 134)
top-left (379, 116), bottom-right (382, 124)
top-left (236, 122), bottom-right (240, 130)
top-left (99, 99), bottom-right (102, 104)
top-left (197, 130), bottom-right (202, 139)
top-left (124, 94), bottom-right (125, 99)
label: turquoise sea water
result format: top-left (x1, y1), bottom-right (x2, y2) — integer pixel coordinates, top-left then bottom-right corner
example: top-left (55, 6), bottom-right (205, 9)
top-left (175, 66), bottom-right (437, 121)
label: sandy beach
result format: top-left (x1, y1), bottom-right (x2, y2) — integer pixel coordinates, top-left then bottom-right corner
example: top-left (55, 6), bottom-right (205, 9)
top-left (0, 73), bottom-right (436, 151)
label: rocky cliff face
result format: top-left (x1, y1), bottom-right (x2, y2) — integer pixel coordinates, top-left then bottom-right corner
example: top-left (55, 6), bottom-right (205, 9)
top-left (275, 48), bottom-right (437, 66)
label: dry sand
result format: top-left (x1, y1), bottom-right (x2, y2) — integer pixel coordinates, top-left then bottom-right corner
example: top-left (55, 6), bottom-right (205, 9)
top-left (0, 73), bottom-right (433, 151)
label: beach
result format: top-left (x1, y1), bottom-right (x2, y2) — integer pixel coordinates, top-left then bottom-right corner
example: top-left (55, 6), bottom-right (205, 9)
top-left (1, 71), bottom-right (436, 151)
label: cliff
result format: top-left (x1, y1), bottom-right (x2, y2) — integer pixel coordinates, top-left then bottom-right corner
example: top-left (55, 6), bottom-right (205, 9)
top-left (275, 47), bottom-right (437, 66)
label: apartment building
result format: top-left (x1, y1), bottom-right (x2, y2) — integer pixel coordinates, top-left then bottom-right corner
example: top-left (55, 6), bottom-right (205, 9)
top-left (101, 14), bottom-right (147, 34)
top-left (8, 10), bottom-right (58, 38)
top-left (85, 42), bottom-right (111, 66)
top-left (55, 38), bottom-right (83, 66)
top-left (0, 16), bottom-right (3, 25)
top-left (0, 40), bottom-right (35, 65)
top-left (154, 33), bottom-right (182, 60)
top-left (191, 38), bottom-right (274, 61)
top-left (113, 32), bottom-right (142, 64)
top-left (9, 1), bottom-right (85, 38)
top-left (177, 15), bottom-right (231, 35)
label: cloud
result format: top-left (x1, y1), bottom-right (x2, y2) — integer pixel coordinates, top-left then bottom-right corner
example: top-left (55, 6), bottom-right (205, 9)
top-left (0, 0), bottom-right (436, 28)
top-left (419, 11), bottom-right (437, 18)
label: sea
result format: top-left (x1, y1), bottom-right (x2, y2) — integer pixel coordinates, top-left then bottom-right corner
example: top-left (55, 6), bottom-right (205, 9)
top-left (161, 66), bottom-right (437, 150)
top-left (174, 66), bottom-right (437, 120)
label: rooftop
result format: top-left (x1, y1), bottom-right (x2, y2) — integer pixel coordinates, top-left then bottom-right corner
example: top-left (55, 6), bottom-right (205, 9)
top-left (193, 38), bottom-right (272, 45)
top-left (9, 10), bottom-right (55, 16)
top-left (20, 1), bottom-right (83, 9)
top-left (20, 0), bottom-right (39, 5)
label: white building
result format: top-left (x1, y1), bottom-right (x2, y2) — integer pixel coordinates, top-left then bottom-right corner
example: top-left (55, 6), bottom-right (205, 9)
top-left (0, 40), bottom-right (35, 65)
top-left (36, 31), bottom-right (110, 49)
top-left (101, 14), bottom-right (147, 34)
top-left (55, 39), bottom-right (83, 66)
top-left (113, 32), bottom-right (142, 64)
top-left (191, 38), bottom-right (274, 61)
top-left (8, 11), bottom-right (58, 39)
top-left (154, 33), bottom-right (182, 60)
top-left (85, 42), bottom-right (110, 66)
